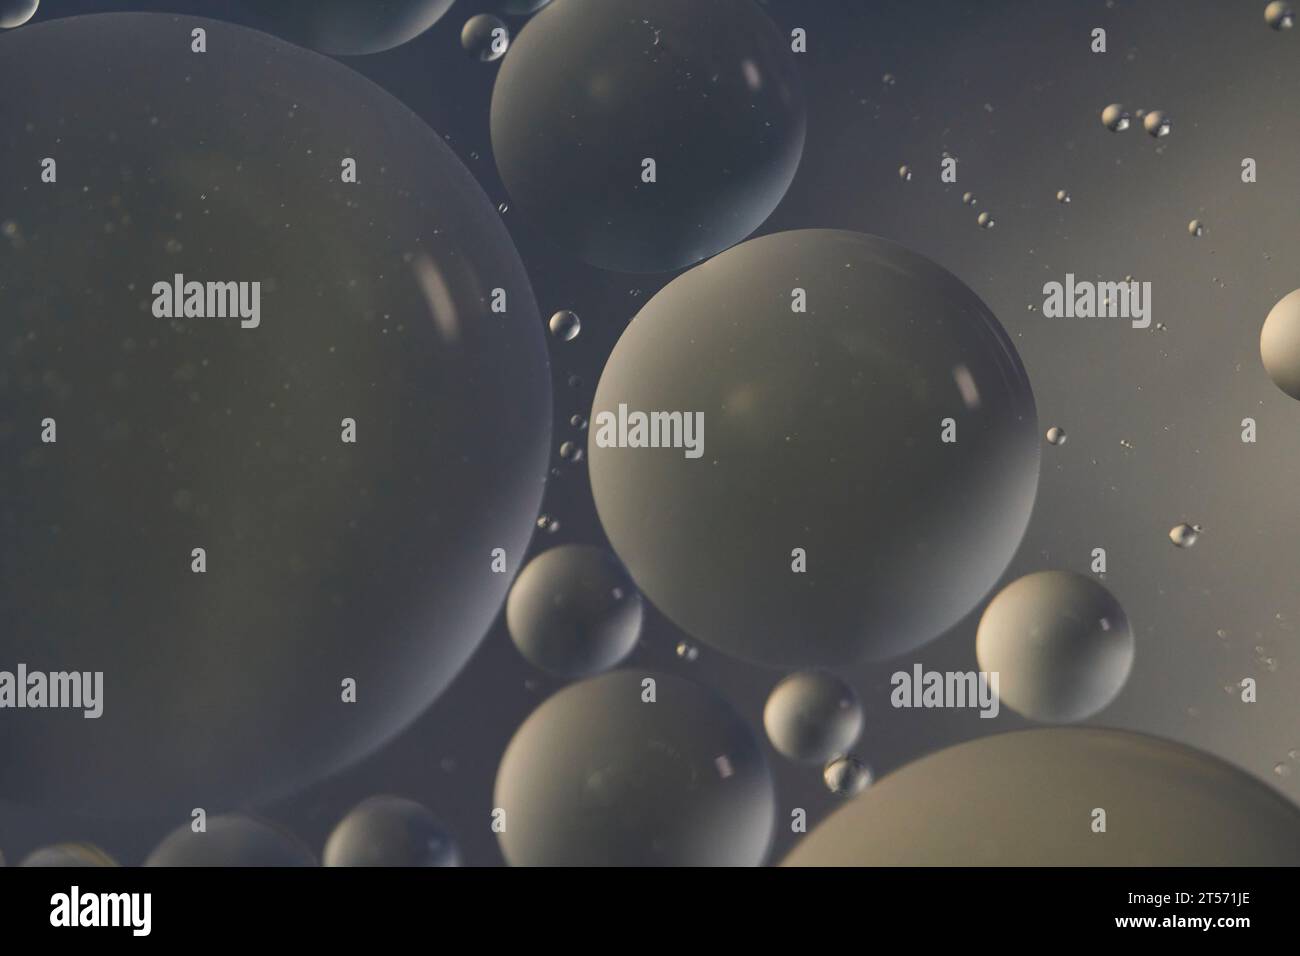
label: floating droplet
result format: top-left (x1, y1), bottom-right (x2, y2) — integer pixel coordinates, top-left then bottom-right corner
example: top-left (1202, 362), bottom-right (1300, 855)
top-left (1188, 219), bottom-right (1205, 237)
top-left (461, 13), bottom-right (509, 62)
top-left (569, 414), bottom-right (588, 430)
top-left (536, 514), bottom-right (560, 534)
top-left (1265, 2), bottom-right (1295, 30)
top-left (977, 211), bottom-right (995, 229)
top-left (898, 164), bottom-right (913, 181)
top-left (1169, 523), bottom-right (1202, 548)
top-left (1101, 103), bottom-right (1130, 131)
top-left (324, 796), bottom-right (460, 867)
top-left (1055, 189), bottom-right (1071, 204)
top-left (823, 755), bottom-right (872, 796)
top-left (548, 309), bottom-right (581, 341)
top-left (764, 670), bottom-right (864, 763)
top-left (1046, 426), bottom-right (1067, 446)
top-left (676, 640), bottom-right (699, 661)
top-left (1275, 762), bottom-right (1294, 778)
top-left (961, 191), bottom-right (976, 205)
top-left (1259, 289), bottom-right (1300, 400)
top-left (146, 814), bottom-right (315, 866)
top-left (559, 440), bottom-right (583, 463)
top-left (1143, 110), bottom-right (1172, 137)
top-left (0, 0), bottom-right (38, 30)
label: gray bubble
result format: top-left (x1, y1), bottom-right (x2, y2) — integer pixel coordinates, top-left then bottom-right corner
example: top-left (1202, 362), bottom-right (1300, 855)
top-left (1188, 218), bottom-right (1205, 237)
top-left (1143, 110), bottom-right (1172, 137)
top-left (570, 414), bottom-right (588, 430)
top-left (233, 0), bottom-right (455, 55)
top-left (1169, 522), bottom-right (1202, 548)
top-left (559, 440), bottom-right (583, 462)
top-left (461, 14), bottom-right (509, 62)
top-left (1045, 425), bottom-right (1067, 446)
top-left (147, 814), bottom-right (315, 866)
top-left (491, 0), bottom-right (805, 273)
top-left (898, 164), bottom-right (913, 181)
top-left (0, 0), bottom-right (36, 30)
top-left (589, 230), bottom-right (1039, 666)
top-left (536, 514), bottom-right (561, 534)
top-left (1055, 189), bottom-right (1071, 204)
top-left (1265, 2), bottom-right (1295, 30)
top-left (784, 729), bottom-right (1300, 865)
top-left (962, 191), bottom-right (976, 205)
top-left (1101, 103), bottom-right (1130, 131)
top-left (20, 843), bottom-right (117, 867)
top-left (977, 211), bottom-right (995, 229)
top-left (975, 571), bottom-right (1134, 723)
top-left (0, 15), bottom-right (550, 815)
top-left (823, 755), bottom-right (872, 796)
top-left (763, 670), bottom-right (863, 763)
top-left (675, 641), bottom-right (699, 661)
top-left (1260, 289), bottom-right (1300, 400)
top-left (494, 670), bottom-right (775, 865)
top-left (548, 309), bottom-right (581, 341)
top-left (323, 796), bottom-right (460, 867)
top-left (506, 545), bottom-right (642, 679)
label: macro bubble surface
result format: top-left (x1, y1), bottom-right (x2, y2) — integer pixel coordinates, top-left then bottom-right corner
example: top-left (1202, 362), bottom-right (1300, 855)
top-left (232, 0), bottom-right (456, 55)
top-left (0, 14), bottom-right (551, 815)
top-left (146, 814), bottom-right (316, 866)
top-left (588, 230), bottom-right (1039, 666)
top-left (323, 796), bottom-right (460, 867)
top-left (490, 0), bottom-right (806, 273)
top-left (784, 729), bottom-right (1300, 865)
top-left (506, 545), bottom-right (643, 679)
top-left (975, 571), bottom-right (1134, 723)
top-left (763, 670), bottom-right (864, 763)
top-left (1260, 289), bottom-right (1300, 400)
top-left (19, 843), bottom-right (117, 867)
top-left (494, 670), bottom-right (775, 866)
top-left (461, 13), bottom-right (510, 62)
top-left (0, 0), bottom-right (36, 30)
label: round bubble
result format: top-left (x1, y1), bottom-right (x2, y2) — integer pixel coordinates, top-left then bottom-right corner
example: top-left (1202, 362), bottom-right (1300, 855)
top-left (461, 14), bottom-right (509, 62)
top-left (491, 0), bottom-right (805, 274)
top-left (1265, 2), bottom-right (1294, 30)
top-left (763, 670), bottom-right (863, 763)
top-left (231, 0), bottom-right (455, 55)
top-left (1169, 522), bottom-right (1202, 548)
top-left (0, 15), bottom-right (550, 815)
top-left (975, 571), bottom-right (1134, 723)
top-left (548, 309), bottom-right (582, 341)
top-left (976, 211), bottom-right (995, 229)
top-left (494, 670), bottom-right (775, 865)
top-left (20, 843), bottom-right (117, 867)
top-left (147, 814), bottom-right (315, 866)
top-left (0, 0), bottom-right (36, 30)
top-left (1045, 425), bottom-right (1067, 446)
top-left (588, 230), bottom-right (1039, 666)
top-left (1188, 219), bottom-right (1205, 237)
top-left (323, 796), bottom-right (460, 867)
top-left (1260, 289), bottom-right (1300, 400)
top-left (506, 545), bottom-right (643, 679)
top-left (823, 756), bottom-right (872, 796)
top-left (1101, 103), bottom-right (1130, 131)
top-left (1143, 110), bottom-right (1172, 137)
top-left (784, 729), bottom-right (1300, 865)
top-left (1055, 189), bottom-right (1071, 204)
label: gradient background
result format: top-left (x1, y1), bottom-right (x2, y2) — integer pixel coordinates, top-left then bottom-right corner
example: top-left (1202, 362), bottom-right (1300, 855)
top-left (1, 0), bottom-right (1297, 865)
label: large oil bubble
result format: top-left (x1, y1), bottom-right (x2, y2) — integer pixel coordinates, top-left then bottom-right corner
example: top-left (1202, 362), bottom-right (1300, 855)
top-left (231, 0), bottom-right (456, 56)
top-left (0, 14), bottom-right (551, 815)
top-left (763, 670), bottom-right (863, 764)
top-left (1260, 289), bottom-right (1300, 400)
top-left (975, 571), bottom-right (1133, 723)
top-left (784, 729), bottom-right (1300, 865)
top-left (494, 670), bottom-right (775, 866)
top-left (588, 230), bottom-right (1039, 666)
top-left (490, 0), bottom-right (805, 274)
top-left (0, 0), bottom-right (36, 30)
top-left (146, 814), bottom-right (315, 866)
top-left (506, 545), bottom-right (643, 679)
top-left (323, 796), bottom-right (460, 867)
top-left (20, 843), bottom-right (117, 867)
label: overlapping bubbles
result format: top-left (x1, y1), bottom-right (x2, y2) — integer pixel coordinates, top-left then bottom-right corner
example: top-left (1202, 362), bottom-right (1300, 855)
top-left (0, 14), bottom-right (550, 815)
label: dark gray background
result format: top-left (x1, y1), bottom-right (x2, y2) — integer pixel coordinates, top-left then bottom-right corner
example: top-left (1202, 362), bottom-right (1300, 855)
top-left (1, 0), bottom-right (1297, 865)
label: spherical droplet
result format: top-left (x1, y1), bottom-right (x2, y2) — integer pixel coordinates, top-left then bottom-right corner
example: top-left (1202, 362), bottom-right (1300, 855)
top-left (898, 164), bottom-right (913, 181)
top-left (1275, 762), bottom-right (1294, 777)
top-left (1101, 103), bottom-right (1130, 131)
top-left (823, 756), bottom-right (872, 796)
top-left (1143, 110), bottom-right (1172, 137)
top-left (675, 640), bottom-right (699, 661)
top-left (506, 545), bottom-right (643, 678)
top-left (490, 0), bottom-right (805, 273)
top-left (323, 796), bottom-right (460, 867)
top-left (0, 0), bottom-right (37, 30)
top-left (977, 211), bottom-right (995, 229)
top-left (1045, 425), bottom-right (1068, 446)
top-left (784, 729), bottom-right (1300, 865)
top-left (589, 230), bottom-right (1039, 666)
top-left (1188, 219), bottom-right (1205, 237)
top-left (0, 14), bottom-right (551, 815)
top-left (559, 440), bottom-right (584, 463)
top-left (20, 843), bottom-right (117, 867)
top-left (146, 814), bottom-right (315, 866)
top-left (494, 670), bottom-right (775, 865)
top-left (975, 571), bottom-right (1134, 723)
top-left (570, 414), bottom-right (588, 430)
top-left (1265, 2), bottom-right (1295, 30)
top-left (548, 309), bottom-right (581, 341)
top-left (962, 191), bottom-right (976, 205)
top-left (234, 0), bottom-right (456, 55)
top-left (1055, 189), bottom-right (1071, 204)
top-left (461, 13), bottom-right (509, 61)
top-left (1169, 522), bottom-right (1202, 548)
top-left (536, 514), bottom-right (561, 534)
top-left (1260, 289), bottom-right (1300, 400)
top-left (763, 670), bottom-right (864, 763)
